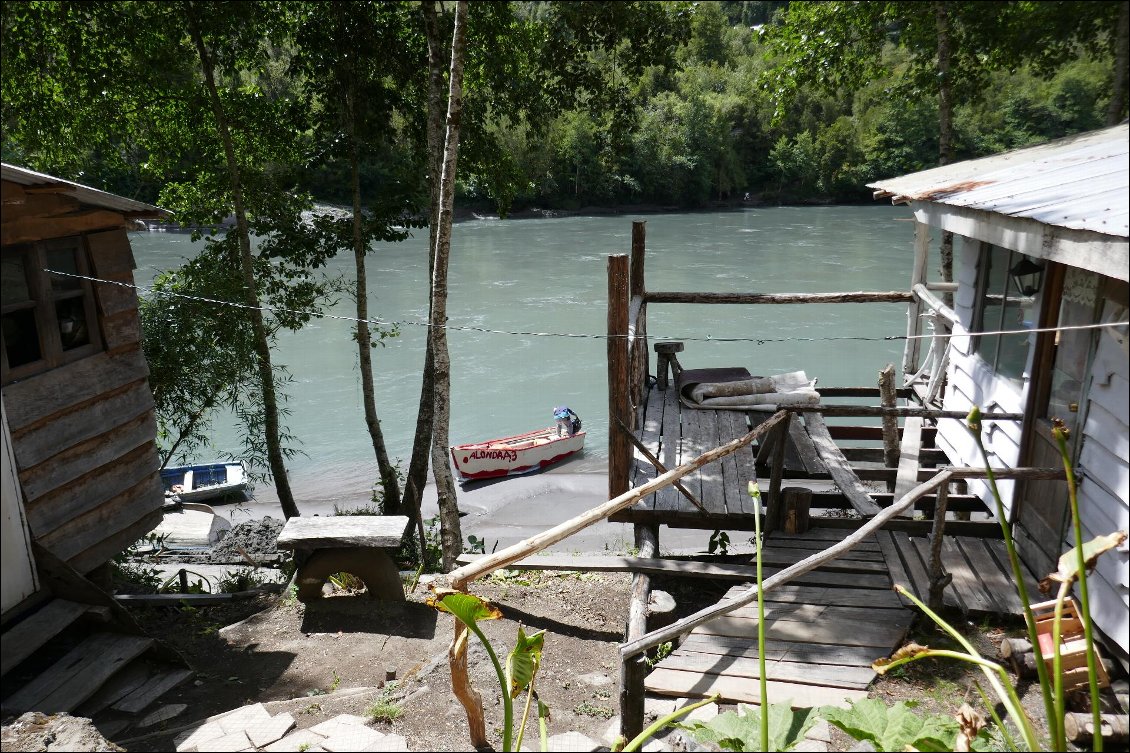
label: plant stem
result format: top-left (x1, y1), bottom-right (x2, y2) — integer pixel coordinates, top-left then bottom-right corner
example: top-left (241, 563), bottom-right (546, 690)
top-left (620, 694), bottom-right (720, 753)
top-left (974, 680), bottom-right (1018, 752)
top-left (895, 585), bottom-right (1040, 750)
top-left (965, 416), bottom-right (1058, 745)
top-left (514, 687), bottom-right (535, 753)
top-left (751, 482), bottom-right (769, 753)
top-left (465, 621), bottom-right (513, 751)
top-left (1053, 425), bottom-right (1103, 752)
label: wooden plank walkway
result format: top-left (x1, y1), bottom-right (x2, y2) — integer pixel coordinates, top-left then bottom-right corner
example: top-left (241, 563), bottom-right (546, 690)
top-left (876, 531), bottom-right (1044, 616)
top-left (645, 527), bottom-right (913, 709)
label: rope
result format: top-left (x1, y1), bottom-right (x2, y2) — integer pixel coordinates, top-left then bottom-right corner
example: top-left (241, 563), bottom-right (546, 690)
top-left (45, 269), bottom-right (1129, 345)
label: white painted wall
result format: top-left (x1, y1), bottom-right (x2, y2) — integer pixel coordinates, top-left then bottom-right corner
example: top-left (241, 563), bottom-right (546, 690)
top-left (1, 395), bottom-right (38, 615)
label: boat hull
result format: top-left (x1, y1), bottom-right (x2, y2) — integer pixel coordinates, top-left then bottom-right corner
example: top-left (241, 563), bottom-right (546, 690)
top-left (450, 427), bottom-right (585, 482)
top-left (160, 463), bottom-right (247, 502)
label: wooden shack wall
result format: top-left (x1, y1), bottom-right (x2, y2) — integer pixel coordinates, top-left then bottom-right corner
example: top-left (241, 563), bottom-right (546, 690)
top-left (1075, 294), bottom-right (1129, 661)
top-left (2, 225), bottom-right (162, 574)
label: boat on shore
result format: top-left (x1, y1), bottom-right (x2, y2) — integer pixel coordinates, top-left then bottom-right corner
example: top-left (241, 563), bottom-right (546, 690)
top-left (161, 462), bottom-right (247, 502)
top-left (450, 425), bottom-right (586, 482)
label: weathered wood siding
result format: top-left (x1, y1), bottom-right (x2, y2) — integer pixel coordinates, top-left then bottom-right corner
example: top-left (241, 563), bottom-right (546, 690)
top-left (1075, 297), bottom-right (1129, 659)
top-left (2, 220), bottom-right (162, 574)
top-left (936, 236), bottom-right (1028, 515)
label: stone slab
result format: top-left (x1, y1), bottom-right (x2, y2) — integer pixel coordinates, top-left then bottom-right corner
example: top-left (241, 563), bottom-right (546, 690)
top-left (245, 712), bottom-right (297, 748)
top-left (308, 714), bottom-right (371, 738)
top-left (175, 721), bottom-right (225, 752)
top-left (196, 730), bottom-right (253, 752)
top-left (138, 702), bottom-right (188, 728)
top-left (213, 702), bottom-right (272, 734)
top-left (261, 728), bottom-right (327, 753)
top-left (319, 725), bottom-right (388, 752)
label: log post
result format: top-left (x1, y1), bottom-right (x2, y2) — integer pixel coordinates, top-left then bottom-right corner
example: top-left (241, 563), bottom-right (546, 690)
top-left (926, 482), bottom-right (951, 612)
top-left (629, 222), bottom-right (648, 417)
top-left (766, 413), bottom-right (791, 533)
top-left (1065, 713), bottom-right (1129, 746)
top-left (781, 487), bottom-right (812, 534)
top-left (620, 523), bottom-right (657, 740)
top-left (903, 221), bottom-right (930, 377)
top-left (609, 254), bottom-right (631, 500)
top-left (879, 364), bottom-right (899, 493)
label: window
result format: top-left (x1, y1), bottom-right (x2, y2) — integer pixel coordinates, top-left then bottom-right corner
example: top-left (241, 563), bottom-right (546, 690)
top-left (973, 244), bottom-right (1038, 386)
top-left (1, 236), bottom-right (102, 384)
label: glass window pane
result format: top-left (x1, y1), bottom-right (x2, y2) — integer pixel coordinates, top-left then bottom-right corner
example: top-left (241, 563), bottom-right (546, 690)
top-left (2, 309), bottom-right (42, 366)
top-left (46, 247), bottom-right (82, 292)
top-left (56, 298), bottom-right (91, 350)
top-left (1, 253), bottom-right (32, 303)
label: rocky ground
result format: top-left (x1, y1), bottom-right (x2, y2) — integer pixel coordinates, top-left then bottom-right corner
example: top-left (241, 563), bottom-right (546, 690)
top-left (11, 515), bottom-right (1122, 752)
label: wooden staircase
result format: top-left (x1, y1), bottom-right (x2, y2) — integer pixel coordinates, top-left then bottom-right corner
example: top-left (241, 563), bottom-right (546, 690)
top-left (2, 546), bottom-right (192, 737)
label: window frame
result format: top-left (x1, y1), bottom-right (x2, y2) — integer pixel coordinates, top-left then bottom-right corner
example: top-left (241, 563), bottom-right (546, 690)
top-left (972, 243), bottom-right (1037, 387)
top-left (1, 236), bottom-right (103, 384)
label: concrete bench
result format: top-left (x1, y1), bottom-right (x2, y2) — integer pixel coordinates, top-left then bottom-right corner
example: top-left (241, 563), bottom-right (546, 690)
top-left (276, 516), bottom-right (411, 603)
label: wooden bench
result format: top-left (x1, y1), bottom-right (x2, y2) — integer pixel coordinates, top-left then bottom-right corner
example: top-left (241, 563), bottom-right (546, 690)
top-left (276, 516), bottom-right (411, 603)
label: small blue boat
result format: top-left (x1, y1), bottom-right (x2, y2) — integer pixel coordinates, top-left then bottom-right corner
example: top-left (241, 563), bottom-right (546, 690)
top-left (160, 462), bottom-right (247, 502)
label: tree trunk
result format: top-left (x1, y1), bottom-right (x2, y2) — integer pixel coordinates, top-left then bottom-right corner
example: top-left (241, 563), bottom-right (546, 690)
top-left (430, 0), bottom-right (468, 572)
top-left (402, 0), bottom-right (450, 561)
top-left (935, 2), bottom-right (955, 303)
top-left (186, 4), bottom-right (299, 520)
top-left (349, 101), bottom-right (402, 515)
top-left (1108, 0), bottom-right (1129, 126)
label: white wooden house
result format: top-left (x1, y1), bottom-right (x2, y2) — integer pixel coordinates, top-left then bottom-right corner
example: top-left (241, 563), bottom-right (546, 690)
top-left (870, 123), bottom-right (1129, 667)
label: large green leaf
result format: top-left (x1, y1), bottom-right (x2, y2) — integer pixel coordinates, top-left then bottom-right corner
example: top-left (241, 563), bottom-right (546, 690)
top-left (505, 625), bottom-right (545, 698)
top-left (428, 589), bottom-right (503, 628)
top-left (679, 702), bottom-right (818, 752)
top-left (820, 699), bottom-right (958, 752)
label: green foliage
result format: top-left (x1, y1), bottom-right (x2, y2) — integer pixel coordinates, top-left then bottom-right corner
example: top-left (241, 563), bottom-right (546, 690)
top-left (678, 703), bottom-right (819, 752)
top-left (395, 516), bottom-right (443, 573)
top-left (367, 697), bottom-right (403, 724)
top-left (464, 534), bottom-right (488, 555)
top-left (820, 699), bottom-right (974, 753)
top-left (707, 529), bottom-right (731, 556)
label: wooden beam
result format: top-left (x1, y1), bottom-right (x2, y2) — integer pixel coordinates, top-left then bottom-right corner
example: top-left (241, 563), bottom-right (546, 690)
top-left (645, 291), bottom-right (914, 305)
top-left (615, 416), bottom-right (705, 512)
top-left (1, 210), bottom-right (130, 245)
top-left (879, 364), bottom-right (900, 492)
top-left (448, 411), bottom-right (789, 590)
top-left (784, 404), bottom-right (1024, 421)
top-left (608, 255), bottom-right (631, 500)
top-left (804, 413), bottom-right (880, 516)
top-left (892, 417), bottom-right (924, 516)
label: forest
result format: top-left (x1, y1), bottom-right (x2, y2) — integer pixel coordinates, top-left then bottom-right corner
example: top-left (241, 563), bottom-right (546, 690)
top-left (4, 1), bottom-right (1127, 214)
top-left (2, 0), bottom-right (1127, 568)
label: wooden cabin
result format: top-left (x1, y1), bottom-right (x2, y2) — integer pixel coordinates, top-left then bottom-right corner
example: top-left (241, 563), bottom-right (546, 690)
top-left (1, 163), bottom-right (169, 617)
top-left (870, 123), bottom-right (1130, 668)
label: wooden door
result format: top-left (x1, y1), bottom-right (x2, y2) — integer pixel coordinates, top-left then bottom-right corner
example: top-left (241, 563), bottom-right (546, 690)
top-left (1013, 265), bottom-right (1101, 579)
top-left (1, 396), bottom-right (38, 615)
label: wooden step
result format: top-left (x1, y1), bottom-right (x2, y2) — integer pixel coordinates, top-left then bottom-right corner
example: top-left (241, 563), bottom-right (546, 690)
top-left (1, 632), bottom-right (154, 714)
top-left (1, 599), bottom-right (110, 676)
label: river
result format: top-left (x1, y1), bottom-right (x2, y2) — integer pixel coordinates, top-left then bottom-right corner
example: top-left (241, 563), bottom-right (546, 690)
top-left (130, 205), bottom-right (918, 532)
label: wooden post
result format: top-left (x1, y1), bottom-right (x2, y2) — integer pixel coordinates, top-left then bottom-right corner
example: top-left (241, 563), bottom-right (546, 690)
top-left (926, 482), bottom-right (951, 612)
top-left (903, 222), bottom-right (930, 378)
top-left (781, 487), bottom-right (812, 534)
top-left (629, 222), bottom-right (647, 413)
top-left (630, 221), bottom-right (646, 300)
top-left (178, 568), bottom-right (189, 594)
top-left (766, 413), bottom-right (791, 532)
top-left (620, 523), bottom-right (657, 740)
top-left (609, 254), bottom-right (631, 500)
top-left (879, 364), bottom-right (899, 493)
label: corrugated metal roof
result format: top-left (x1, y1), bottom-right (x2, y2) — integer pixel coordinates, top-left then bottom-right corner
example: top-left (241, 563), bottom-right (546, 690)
top-left (869, 123), bottom-right (1129, 239)
top-left (1, 162), bottom-right (168, 218)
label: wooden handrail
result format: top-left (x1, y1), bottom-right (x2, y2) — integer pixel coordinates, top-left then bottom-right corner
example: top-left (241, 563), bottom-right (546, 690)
top-left (448, 410), bottom-right (789, 590)
top-left (913, 283), bottom-right (961, 326)
top-left (645, 291), bottom-right (914, 305)
top-left (619, 465), bottom-right (1066, 658)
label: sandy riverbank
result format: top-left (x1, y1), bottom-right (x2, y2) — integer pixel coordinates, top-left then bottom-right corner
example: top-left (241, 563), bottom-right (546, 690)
top-left (203, 464), bottom-right (723, 556)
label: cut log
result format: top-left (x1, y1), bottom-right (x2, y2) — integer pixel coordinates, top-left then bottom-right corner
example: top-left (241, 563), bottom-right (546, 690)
top-left (1064, 712), bottom-right (1129, 746)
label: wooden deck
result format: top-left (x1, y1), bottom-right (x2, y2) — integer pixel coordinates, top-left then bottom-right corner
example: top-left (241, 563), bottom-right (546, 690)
top-left (645, 527), bottom-right (913, 708)
top-left (615, 382), bottom-right (1043, 618)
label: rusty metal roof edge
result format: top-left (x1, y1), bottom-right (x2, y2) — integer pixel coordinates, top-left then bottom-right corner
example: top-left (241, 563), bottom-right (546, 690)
top-left (2, 162), bottom-right (170, 218)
